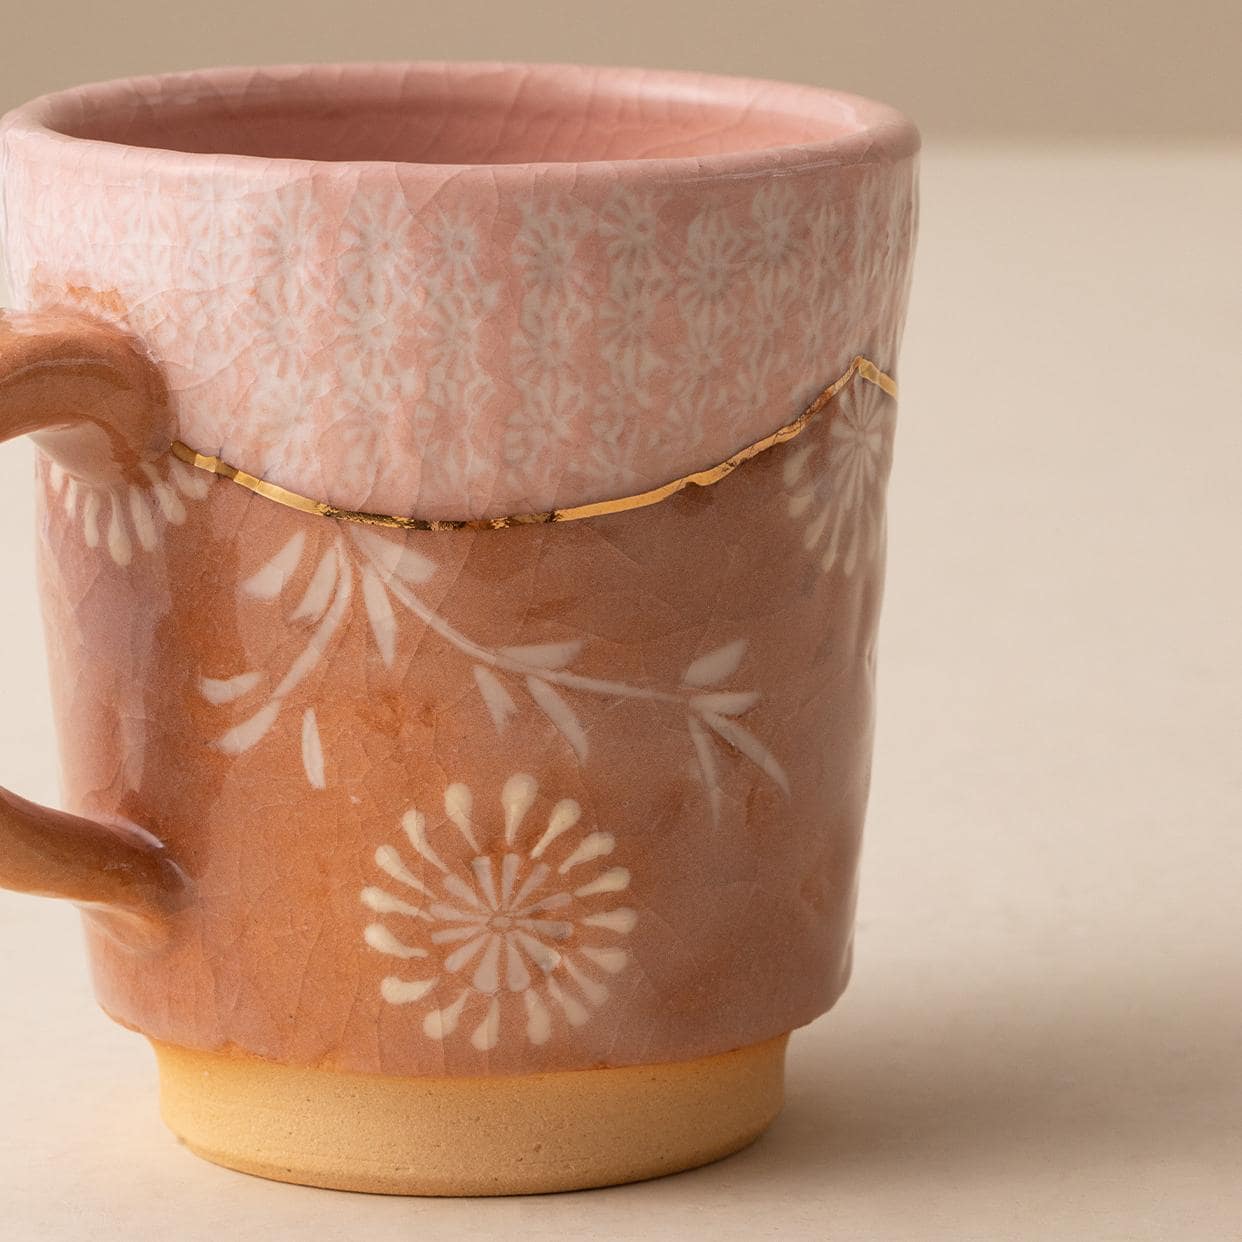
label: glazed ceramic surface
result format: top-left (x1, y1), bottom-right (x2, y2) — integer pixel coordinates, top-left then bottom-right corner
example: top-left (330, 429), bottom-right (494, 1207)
top-left (0, 62), bottom-right (916, 1175)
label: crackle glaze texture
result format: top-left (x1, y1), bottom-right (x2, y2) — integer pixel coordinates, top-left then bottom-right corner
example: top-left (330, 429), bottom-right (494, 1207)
top-left (1, 62), bottom-right (916, 519)
top-left (0, 63), bottom-right (917, 1075)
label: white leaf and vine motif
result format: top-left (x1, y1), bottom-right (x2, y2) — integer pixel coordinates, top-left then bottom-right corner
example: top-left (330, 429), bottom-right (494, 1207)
top-left (199, 525), bottom-right (787, 822)
top-left (361, 773), bottom-right (634, 1050)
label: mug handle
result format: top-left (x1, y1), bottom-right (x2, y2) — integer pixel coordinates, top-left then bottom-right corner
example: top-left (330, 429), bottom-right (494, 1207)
top-left (0, 308), bottom-right (185, 926)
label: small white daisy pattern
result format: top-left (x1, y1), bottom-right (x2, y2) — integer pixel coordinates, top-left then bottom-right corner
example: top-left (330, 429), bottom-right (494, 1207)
top-left (2, 139), bottom-right (914, 521)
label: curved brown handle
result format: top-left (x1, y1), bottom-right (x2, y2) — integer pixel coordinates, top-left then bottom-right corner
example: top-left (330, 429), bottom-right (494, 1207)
top-left (0, 308), bottom-right (185, 927)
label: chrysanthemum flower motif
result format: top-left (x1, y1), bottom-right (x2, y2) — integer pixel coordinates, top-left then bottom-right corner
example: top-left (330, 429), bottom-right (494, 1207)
top-left (363, 774), bottom-right (635, 1052)
top-left (426, 211), bottom-right (482, 276)
top-left (512, 202), bottom-right (592, 295)
top-left (249, 181), bottom-right (326, 295)
top-left (338, 195), bottom-right (417, 305)
top-left (677, 206), bottom-right (745, 326)
top-left (598, 190), bottom-right (662, 267)
top-left (746, 180), bottom-right (806, 276)
top-left (43, 457), bottom-right (209, 567)
top-left (783, 375), bottom-right (896, 577)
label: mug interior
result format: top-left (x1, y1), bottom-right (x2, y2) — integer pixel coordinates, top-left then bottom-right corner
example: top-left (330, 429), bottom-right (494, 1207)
top-left (31, 63), bottom-right (899, 166)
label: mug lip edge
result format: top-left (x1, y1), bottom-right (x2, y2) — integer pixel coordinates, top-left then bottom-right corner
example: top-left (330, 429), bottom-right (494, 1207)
top-left (0, 59), bottom-right (921, 185)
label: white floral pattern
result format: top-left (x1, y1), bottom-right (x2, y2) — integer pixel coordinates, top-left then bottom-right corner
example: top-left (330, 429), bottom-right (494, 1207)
top-left (588, 191), bottom-right (670, 483)
top-left (505, 202), bottom-right (592, 483)
top-left (783, 375), bottom-right (897, 576)
top-left (1, 139), bottom-right (915, 519)
top-left (42, 457), bottom-right (209, 567)
top-left (362, 774), bottom-right (634, 1050)
top-left (417, 212), bottom-right (502, 504)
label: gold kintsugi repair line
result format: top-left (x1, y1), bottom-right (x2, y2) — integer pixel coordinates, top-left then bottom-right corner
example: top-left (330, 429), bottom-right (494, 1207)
top-left (170, 356), bottom-right (897, 532)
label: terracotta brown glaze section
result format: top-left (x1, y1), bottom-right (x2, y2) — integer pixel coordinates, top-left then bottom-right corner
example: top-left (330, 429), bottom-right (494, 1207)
top-left (37, 375), bottom-right (894, 1075)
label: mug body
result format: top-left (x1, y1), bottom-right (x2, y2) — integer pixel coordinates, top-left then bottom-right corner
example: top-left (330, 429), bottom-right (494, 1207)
top-left (0, 62), bottom-right (917, 1193)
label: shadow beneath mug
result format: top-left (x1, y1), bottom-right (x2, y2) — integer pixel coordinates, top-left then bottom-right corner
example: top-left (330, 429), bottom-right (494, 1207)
top-left (665, 963), bottom-right (1237, 1199)
top-left (65, 952), bottom-right (1237, 1231)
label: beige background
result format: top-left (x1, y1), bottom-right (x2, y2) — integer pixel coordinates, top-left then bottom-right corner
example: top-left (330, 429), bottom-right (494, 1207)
top-left (1, 0), bottom-right (1240, 138)
top-left (1, 9), bottom-right (1241, 1241)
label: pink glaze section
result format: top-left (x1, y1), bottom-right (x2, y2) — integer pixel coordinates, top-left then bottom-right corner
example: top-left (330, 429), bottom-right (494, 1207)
top-left (0, 63), bottom-right (918, 520)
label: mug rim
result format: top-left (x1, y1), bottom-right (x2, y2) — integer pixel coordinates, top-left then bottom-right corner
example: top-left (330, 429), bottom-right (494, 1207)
top-left (1, 60), bottom-right (920, 185)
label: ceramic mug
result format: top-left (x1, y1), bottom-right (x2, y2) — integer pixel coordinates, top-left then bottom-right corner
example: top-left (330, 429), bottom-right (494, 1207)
top-left (0, 62), bottom-right (918, 1194)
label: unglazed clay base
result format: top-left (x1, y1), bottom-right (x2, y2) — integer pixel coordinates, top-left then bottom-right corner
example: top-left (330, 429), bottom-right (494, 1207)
top-left (153, 1035), bottom-right (789, 1196)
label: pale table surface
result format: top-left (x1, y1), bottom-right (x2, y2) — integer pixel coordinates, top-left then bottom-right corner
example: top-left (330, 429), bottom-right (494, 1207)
top-left (0, 145), bottom-right (1238, 1241)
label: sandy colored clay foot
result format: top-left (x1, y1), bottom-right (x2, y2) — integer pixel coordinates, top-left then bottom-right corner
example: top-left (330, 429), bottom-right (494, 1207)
top-left (152, 1035), bottom-right (789, 1196)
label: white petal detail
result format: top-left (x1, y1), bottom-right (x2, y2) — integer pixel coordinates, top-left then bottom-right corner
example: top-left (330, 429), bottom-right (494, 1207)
top-left (505, 939), bottom-right (532, 992)
top-left (514, 930), bottom-right (561, 973)
top-left (563, 959), bottom-right (609, 1006)
top-left (582, 908), bottom-right (638, 934)
top-left (106, 493), bottom-right (132, 566)
top-left (689, 690), bottom-right (760, 717)
top-left (472, 857), bottom-right (500, 909)
top-left (423, 991), bottom-right (469, 1039)
top-left (381, 976), bottom-right (437, 1005)
top-left (141, 464), bottom-right (186, 524)
top-left (361, 567), bottom-right (397, 667)
top-left (364, 924), bottom-right (429, 959)
top-left (509, 862), bottom-right (551, 910)
top-left (242, 531), bottom-right (305, 600)
top-left (171, 460), bottom-right (211, 499)
top-left (704, 712), bottom-right (791, 795)
top-left (472, 936), bottom-right (502, 993)
top-left (531, 799), bottom-right (581, 859)
top-left (546, 976), bottom-right (589, 1027)
top-left (574, 867), bottom-right (631, 898)
top-left (300, 707), bottom-right (325, 789)
top-left (215, 701), bottom-right (281, 754)
top-left (500, 773), bottom-right (538, 844)
top-left (525, 676), bottom-right (589, 761)
top-left (444, 935), bottom-right (488, 974)
top-left (523, 989), bottom-right (552, 1044)
top-left (581, 946), bottom-right (629, 975)
top-left (443, 783), bottom-right (478, 852)
top-left (128, 487), bottom-right (158, 552)
top-left (682, 638), bottom-right (748, 687)
top-left (292, 545), bottom-right (339, 623)
top-left (473, 666), bottom-right (518, 733)
top-left (688, 715), bottom-right (723, 826)
top-left (471, 997), bottom-right (501, 1050)
top-left (82, 491), bottom-right (100, 547)
top-left (352, 527), bottom-right (436, 584)
top-left (199, 671), bottom-right (261, 705)
top-left (360, 887), bottom-right (429, 921)
top-left (401, 809), bottom-right (448, 873)
top-left (497, 640), bottom-right (583, 670)
top-left (375, 845), bottom-right (434, 897)
top-left (557, 832), bottom-right (615, 874)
